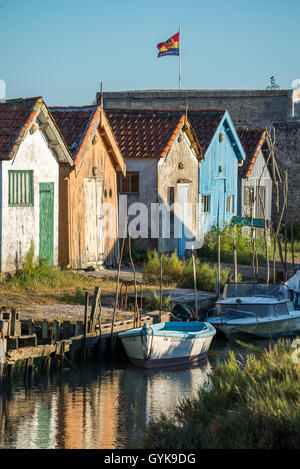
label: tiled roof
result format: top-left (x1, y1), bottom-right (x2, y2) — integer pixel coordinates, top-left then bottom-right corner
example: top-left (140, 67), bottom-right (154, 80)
top-left (0, 97), bottom-right (42, 160)
top-left (182, 109), bottom-right (225, 154)
top-left (105, 108), bottom-right (225, 159)
top-left (50, 105), bottom-right (100, 163)
top-left (237, 128), bottom-right (266, 178)
top-left (105, 109), bottom-right (186, 159)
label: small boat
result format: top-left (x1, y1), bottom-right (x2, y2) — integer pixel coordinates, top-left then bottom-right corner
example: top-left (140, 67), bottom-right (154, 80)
top-left (118, 321), bottom-right (216, 369)
top-left (207, 282), bottom-right (300, 338)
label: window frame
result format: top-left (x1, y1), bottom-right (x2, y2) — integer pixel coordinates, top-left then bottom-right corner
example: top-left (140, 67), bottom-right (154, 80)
top-left (226, 194), bottom-right (234, 213)
top-left (117, 171), bottom-right (140, 194)
top-left (201, 194), bottom-right (211, 214)
top-left (8, 170), bottom-right (34, 207)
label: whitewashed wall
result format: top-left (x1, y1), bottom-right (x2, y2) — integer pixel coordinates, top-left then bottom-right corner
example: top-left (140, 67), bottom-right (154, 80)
top-left (0, 126), bottom-right (59, 271)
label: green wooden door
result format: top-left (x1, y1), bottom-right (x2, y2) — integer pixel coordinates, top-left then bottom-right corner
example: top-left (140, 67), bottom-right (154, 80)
top-left (39, 183), bottom-right (54, 264)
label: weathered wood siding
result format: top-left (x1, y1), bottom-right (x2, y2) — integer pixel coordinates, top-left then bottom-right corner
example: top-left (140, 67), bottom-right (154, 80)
top-left (238, 149), bottom-right (272, 221)
top-left (0, 128), bottom-right (59, 272)
top-left (59, 127), bottom-right (120, 269)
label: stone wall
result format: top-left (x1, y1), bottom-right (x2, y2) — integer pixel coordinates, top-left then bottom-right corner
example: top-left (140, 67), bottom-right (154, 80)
top-left (102, 89), bottom-right (296, 127)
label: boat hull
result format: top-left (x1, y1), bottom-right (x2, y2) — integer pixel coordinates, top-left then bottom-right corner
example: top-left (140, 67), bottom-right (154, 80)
top-left (120, 333), bottom-right (214, 369)
top-left (208, 313), bottom-right (300, 339)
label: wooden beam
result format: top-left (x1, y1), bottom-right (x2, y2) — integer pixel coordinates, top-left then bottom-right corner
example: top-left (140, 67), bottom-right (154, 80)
top-left (49, 141), bottom-right (59, 148)
top-left (39, 123), bottom-right (49, 131)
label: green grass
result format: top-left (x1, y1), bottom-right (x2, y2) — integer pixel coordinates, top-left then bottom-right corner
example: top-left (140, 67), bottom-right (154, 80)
top-left (142, 340), bottom-right (300, 449)
top-left (0, 241), bottom-right (96, 290)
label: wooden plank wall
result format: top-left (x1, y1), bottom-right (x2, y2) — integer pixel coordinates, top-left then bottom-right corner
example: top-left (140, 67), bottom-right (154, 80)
top-left (59, 127), bottom-right (120, 270)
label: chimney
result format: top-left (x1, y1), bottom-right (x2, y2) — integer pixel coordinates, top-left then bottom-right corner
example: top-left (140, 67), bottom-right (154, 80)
top-left (0, 79), bottom-right (6, 103)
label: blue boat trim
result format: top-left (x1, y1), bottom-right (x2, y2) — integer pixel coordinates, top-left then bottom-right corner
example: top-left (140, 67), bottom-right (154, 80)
top-left (118, 321), bottom-right (216, 340)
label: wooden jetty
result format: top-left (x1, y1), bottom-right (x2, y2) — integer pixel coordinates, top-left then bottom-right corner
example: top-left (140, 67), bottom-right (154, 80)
top-left (0, 287), bottom-right (171, 381)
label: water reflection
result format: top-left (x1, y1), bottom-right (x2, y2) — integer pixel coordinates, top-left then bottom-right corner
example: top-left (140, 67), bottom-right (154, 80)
top-left (0, 338), bottom-right (270, 449)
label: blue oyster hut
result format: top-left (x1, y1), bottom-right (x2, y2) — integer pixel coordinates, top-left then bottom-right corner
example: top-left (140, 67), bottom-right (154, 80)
top-left (186, 110), bottom-right (246, 243)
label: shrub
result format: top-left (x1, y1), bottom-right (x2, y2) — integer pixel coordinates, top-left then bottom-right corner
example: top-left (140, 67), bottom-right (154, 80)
top-left (142, 250), bottom-right (240, 292)
top-left (200, 222), bottom-right (266, 265)
top-left (143, 291), bottom-right (172, 312)
top-left (142, 340), bottom-right (300, 449)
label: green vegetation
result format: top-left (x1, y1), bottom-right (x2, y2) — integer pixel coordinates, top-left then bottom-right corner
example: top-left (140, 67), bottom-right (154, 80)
top-left (142, 340), bottom-right (300, 449)
top-left (200, 222), bottom-right (300, 265)
top-left (142, 250), bottom-right (240, 292)
top-left (143, 291), bottom-right (172, 312)
top-left (0, 243), bottom-right (104, 308)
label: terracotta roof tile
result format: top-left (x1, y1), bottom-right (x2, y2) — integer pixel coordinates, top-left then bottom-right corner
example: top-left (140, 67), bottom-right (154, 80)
top-left (237, 128), bottom-right (266, 178)
top-left (50, 105), bottom-right (100, 160)
top-left (0, 97), bottom-right (42, 160)
top-left (105, 108), bottom-right (225, 159)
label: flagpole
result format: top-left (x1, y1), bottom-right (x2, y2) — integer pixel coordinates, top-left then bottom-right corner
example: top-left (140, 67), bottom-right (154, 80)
top-left (179, 26), bottom-right (181, 90)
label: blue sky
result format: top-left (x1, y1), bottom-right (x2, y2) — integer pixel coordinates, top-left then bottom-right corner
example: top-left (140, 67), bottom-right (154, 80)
top-left (0, 0), bottom-right (299, 106)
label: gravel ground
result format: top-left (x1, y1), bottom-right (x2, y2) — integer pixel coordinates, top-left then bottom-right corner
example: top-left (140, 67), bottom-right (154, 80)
top-left (18, 304), bottom-right (135, 322)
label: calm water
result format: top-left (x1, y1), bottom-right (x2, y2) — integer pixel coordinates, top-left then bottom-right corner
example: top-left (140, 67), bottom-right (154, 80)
top-left (0, 337), bottom-right (271, 449)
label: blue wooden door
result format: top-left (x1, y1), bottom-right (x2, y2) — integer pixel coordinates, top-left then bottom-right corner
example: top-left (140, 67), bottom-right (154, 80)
top-left (216, 179), bottom-right (225, 229)
top-left (177, 183), bottom-right (189, 256)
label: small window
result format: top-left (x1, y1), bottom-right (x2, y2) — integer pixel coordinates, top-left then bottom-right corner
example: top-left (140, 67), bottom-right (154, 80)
top-left (201, 195), bottom-right (210, 213)
top-left (226, 195), bottom-right (234, 213)
top-left (8, 170), bottom-right (33, 206)
top-left (117, 172), bottom-right (139, 193)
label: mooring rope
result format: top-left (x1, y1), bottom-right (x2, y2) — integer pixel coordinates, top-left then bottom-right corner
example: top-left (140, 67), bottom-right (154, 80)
top-left (140, 325), bottom-right (154, 361)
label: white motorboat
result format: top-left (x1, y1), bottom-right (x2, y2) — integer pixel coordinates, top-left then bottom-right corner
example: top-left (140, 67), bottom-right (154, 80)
top-left (118, 321), bottom-right (216, 369)
top-left (207, 282), bottom-right (300, 339)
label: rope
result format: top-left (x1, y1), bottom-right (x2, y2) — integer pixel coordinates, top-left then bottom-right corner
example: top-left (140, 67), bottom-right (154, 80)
top-left (140, 325), bottom-right (154, 361)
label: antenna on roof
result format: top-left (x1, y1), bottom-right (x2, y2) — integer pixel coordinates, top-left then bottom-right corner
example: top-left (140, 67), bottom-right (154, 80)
top-left (100, 82), bottom-right (103, 109)
top-left (266, 76), bottom-right (280, 90)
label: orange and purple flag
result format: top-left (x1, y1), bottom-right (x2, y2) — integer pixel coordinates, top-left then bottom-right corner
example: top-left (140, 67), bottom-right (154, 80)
top-left (157, 32), bottom-right (179, 57)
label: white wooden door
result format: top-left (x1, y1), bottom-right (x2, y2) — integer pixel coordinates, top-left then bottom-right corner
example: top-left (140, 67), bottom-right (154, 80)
top-left (84, 178), bottom-right (104, 265)
top-left (96, 178), bottom-right (105, 261)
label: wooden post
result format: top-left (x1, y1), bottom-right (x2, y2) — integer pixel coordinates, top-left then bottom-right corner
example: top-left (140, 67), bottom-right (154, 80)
top-left (53, 321), bottom-right (60, 342)
top-left (233, 238), bottom-right (238, 284)
top-left (42, 320), bottom-right (48, 340)
top-left (28, 319), bottom-right (33, 335)
top-left (192, 247), bottom-right (198, 320)
top-left (62, 321), bottom-right (72, 339)
top-left (27, 357), bottom-right (34, 383)
top-left (82, 292), bottom-right (89, 363)
top-left (291, 222), bottom-right (296, 274)
top-left (90, 287), bottom-right (101, 333)
top-left (284, 223), bottom-right (288, 278)
top-left (128, 233), bottom-right (138, 328)
top-left (217, 234), bottom-right (221, 298)
top-left (159, 238), bottom-right (164, 323)
top-left (75, 321), bottom-right (84, 336)
top-left (10, 309), bottom-right (16, 336)
top-left (111, 218), bottom-right (127, 335)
